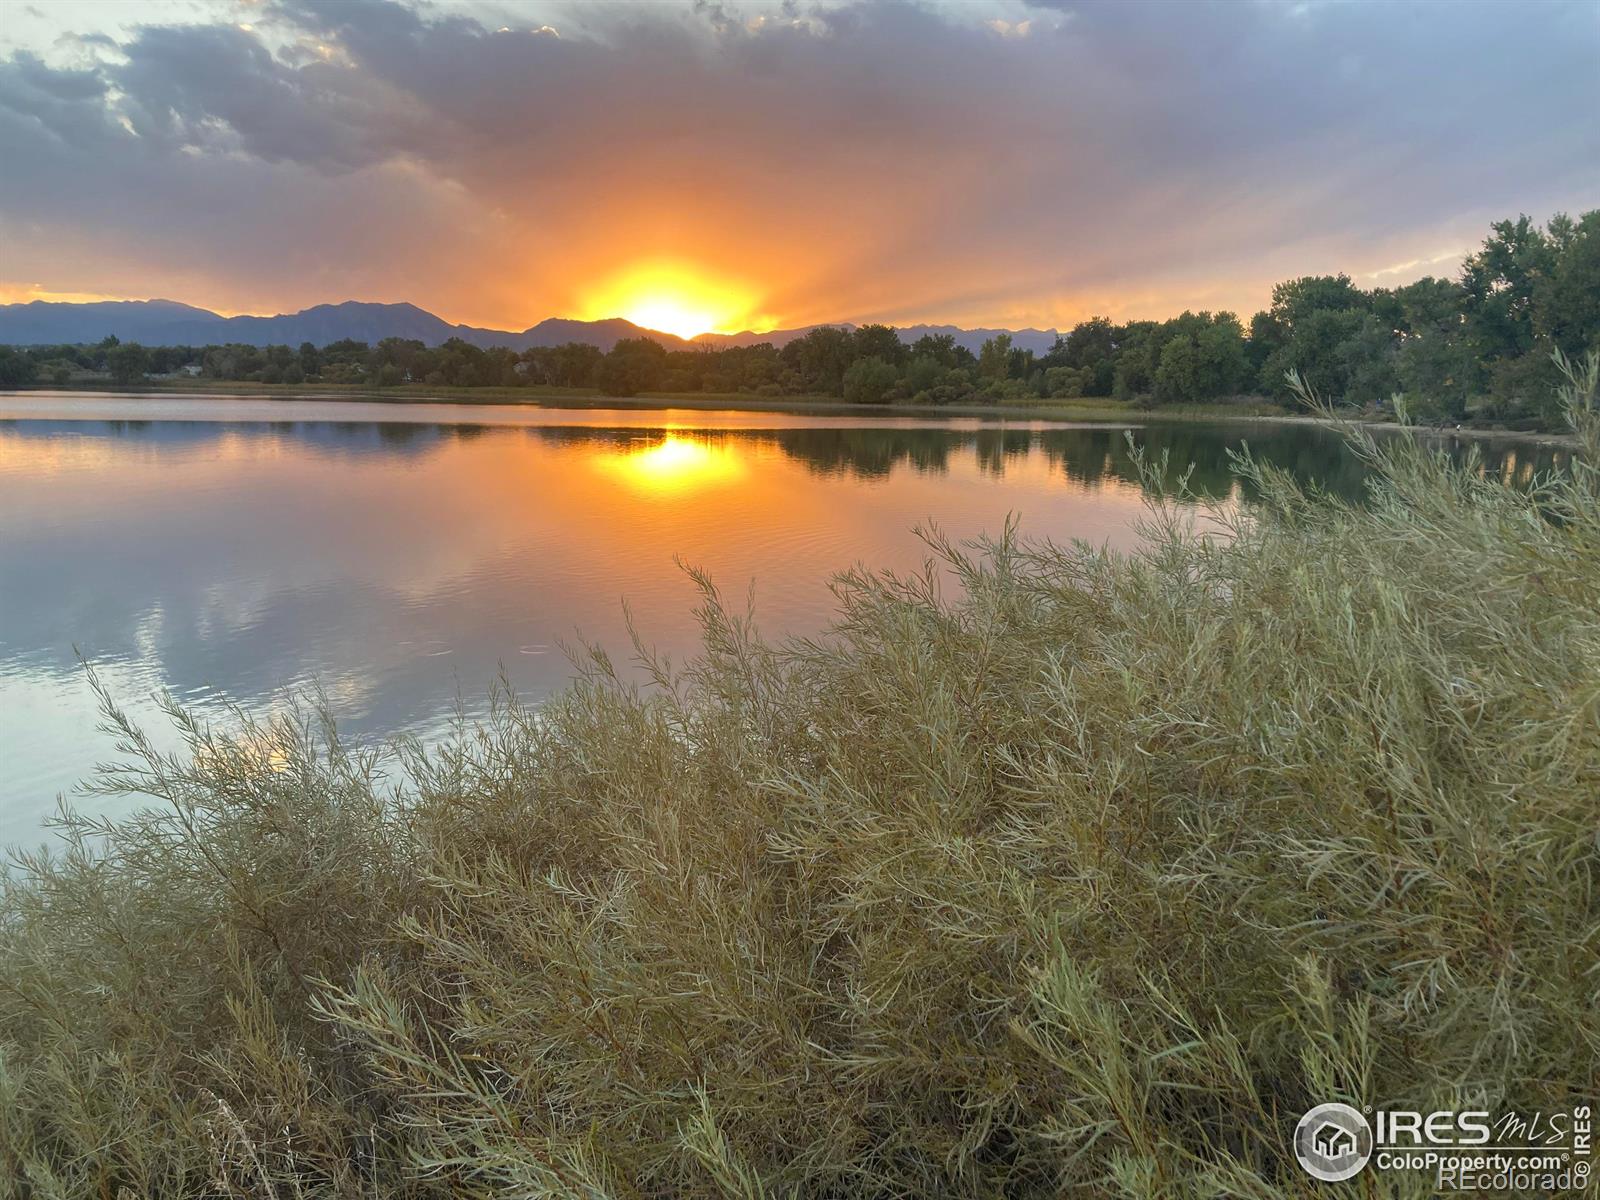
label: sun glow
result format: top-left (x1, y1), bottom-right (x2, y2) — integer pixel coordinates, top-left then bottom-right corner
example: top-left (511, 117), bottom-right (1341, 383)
top-left (597, 434), bottom-right (747, 495)
top-left (581, 261), bottom-right (772, 340)
top-left (0, 281), bottom-right (133, 305)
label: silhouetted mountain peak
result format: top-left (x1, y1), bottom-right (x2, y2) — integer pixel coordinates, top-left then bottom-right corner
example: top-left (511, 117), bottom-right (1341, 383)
top-left (0, 298), bottom-right (1058, 356)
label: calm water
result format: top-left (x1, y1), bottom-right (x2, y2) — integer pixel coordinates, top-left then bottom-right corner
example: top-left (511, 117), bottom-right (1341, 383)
top-left (0, 394), bottom-right (1565, 843)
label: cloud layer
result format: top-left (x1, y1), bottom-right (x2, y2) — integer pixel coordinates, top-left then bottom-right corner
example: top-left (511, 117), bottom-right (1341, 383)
top-left (1, 0), bottom-right (1596, 330)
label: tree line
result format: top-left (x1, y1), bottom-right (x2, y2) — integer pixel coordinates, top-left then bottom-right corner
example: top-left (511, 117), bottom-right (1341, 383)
top-left (1, 210), bottom-right (1593, 427)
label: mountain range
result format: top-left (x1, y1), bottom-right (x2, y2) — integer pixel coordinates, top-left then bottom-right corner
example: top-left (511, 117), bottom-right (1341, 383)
top-left (0, 299), bottom-right (1062, 356)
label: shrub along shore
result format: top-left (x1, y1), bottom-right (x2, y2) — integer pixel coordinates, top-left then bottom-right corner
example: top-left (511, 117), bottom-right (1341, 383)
top-left (2, 362), bottom-right (1597, 1197)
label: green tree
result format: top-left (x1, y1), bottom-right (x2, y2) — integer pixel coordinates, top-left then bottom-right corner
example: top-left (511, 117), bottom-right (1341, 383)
top-left (852, 324), bottom-right (907, 366)
top-left (977, 333), bottom-right (1013, 380)
top-left (106, 342), bottom-right (150, 385)
top-left (909, 333), bottom-right (959, 367)
top-left (1254, 279), bottom-right (1375, 400)
top-left (841, 356), bottom-right (900, 405)
top-left (1154, 336), bottom-right (1198, 404)
top-left (1042, 365), bottom-right (1088, 399)
top-left (1144, 313), bottom-right (1247, 404)
top-left (1483, 352), bottom-right (1566, 425)
top-left (528, 342), bottom-right (604, 388)
top-left (1262, 309), bottom-right (1369, 405)
top-left (1457, 211), bottom-right (1600, 419)
top-left (1392, 276), bottom-right (1465, 334)
top-left (1057, 316), bottom-right (1119, 395)
top-left (1268, 274), bottom-right (1369, 329)
top-left (1193, 314), bottom-right (1248, 398)
top-left (599, 338), bottom-right (668, 397)
top-left (904, 355), bottom-right (946, 396)
top-left (0, 346), bottom-right (37, 386)
top-left (1112, 321), bottom-right (1159, 400)
top-left (1536, 210), bottom-right (1600, 358)
top-left (1385, 276), bottom-right (1472, 418)
top-left (781, 327), bottom-right (855, 396)
top-left (1462, 214), bottom-right (1554, 361)
top-left (1246, 310), bottom-right (1284, 381)
top-left (1336, 314), bottom-right (1400, 408)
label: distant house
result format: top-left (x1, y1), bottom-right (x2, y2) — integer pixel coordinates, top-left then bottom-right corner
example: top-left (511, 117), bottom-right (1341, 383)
top-left (152, 362), bottom-right (204, 380)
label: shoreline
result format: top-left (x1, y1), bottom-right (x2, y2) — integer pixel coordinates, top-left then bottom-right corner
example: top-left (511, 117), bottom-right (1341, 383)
top-left (0, 382), bottom-right (1576, 446)
top-left (1248, 412), bottom-right (1579, 448)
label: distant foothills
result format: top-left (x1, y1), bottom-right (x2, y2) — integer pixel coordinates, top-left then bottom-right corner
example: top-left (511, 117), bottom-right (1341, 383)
top-left (0, 211), bottom-right (1594, 429)
top-left (0, 297), bottom-right (1057, 358)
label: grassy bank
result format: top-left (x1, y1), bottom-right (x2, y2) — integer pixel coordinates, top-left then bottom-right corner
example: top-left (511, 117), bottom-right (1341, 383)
top-left (2, 364), bottom-right (1597, 1197)
top-left (10, 375), bottom-right (1288, 424)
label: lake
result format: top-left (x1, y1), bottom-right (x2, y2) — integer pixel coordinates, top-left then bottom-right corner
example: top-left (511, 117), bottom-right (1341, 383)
top-left (0, 394), bottom-right (1565, 844)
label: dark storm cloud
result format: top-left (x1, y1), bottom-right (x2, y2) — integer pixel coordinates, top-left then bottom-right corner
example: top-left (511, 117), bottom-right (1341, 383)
top-left (0, 0), bottom-right (1594, 328)
top-left (111, 23), bottom-right (396, 167)
top-left (0, 51), bottom-right (116, 146)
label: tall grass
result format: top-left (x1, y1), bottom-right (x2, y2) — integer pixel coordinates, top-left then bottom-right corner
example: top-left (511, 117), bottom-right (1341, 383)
top-left (3, 359), bottom-right (1597, 1198)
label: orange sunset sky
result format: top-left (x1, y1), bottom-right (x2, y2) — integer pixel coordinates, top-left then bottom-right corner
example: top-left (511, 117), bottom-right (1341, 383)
top-left (1, 0), bottom-right (1597, 336)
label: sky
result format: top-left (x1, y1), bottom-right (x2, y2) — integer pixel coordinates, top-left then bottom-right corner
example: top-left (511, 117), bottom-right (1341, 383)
top-left (0, 0), bottom-right (1596, 335)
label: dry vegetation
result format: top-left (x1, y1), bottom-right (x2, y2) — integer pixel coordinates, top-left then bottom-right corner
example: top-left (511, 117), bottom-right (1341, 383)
top-left (2, 361), bottom-right (1597, 1199)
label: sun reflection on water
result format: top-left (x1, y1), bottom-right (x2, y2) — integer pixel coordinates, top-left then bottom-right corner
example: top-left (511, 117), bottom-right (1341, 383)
top-left (598, 434), bottom-right (748, 495)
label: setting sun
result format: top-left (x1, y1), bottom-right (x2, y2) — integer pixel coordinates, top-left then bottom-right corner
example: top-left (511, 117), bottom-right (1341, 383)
top-left (581, 261), bottom-right (771, 340)
top-left (623, 298), bottom-right (721, 342)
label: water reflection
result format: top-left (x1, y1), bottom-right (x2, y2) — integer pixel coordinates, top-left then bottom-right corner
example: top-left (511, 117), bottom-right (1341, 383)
top-left (598, 434), bottom-right (750, 495)
top-left (0, 408), bottom-right (1568, 842)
